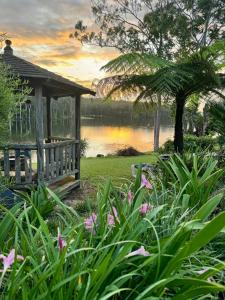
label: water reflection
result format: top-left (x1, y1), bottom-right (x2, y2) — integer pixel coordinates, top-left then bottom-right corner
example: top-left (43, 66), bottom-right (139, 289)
top-left (82, 125), bottom-right (174, 157)
top-left (9, 110), bottom-right (174, 157)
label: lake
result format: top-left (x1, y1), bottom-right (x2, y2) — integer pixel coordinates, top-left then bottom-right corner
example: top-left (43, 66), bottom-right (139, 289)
top-left (9, 101), bottom-right (174, 157)
top-left (81, 121), bottom-right (174, 157)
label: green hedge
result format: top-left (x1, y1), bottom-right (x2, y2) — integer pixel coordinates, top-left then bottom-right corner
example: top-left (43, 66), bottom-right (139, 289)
top-left (160, 134), bottom-right (217, 153)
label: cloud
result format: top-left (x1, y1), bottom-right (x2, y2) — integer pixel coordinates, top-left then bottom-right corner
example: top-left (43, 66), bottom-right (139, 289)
top-left (0, 0), bottom-right (118, 85)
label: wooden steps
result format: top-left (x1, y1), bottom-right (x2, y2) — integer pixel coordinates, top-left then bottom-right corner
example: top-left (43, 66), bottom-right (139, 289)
top-left (48, 176), bottom-right (80, 199)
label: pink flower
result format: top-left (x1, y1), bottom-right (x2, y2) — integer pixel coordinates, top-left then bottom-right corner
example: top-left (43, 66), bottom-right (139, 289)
top-left (127, 191), bottom-right (134, 204)
top-left (112, 206), bottom-right (118, 219)
top-left (0, 249), bottom-right (24, 272)
top-left (84, 213), bottom-right (97, 232)
top-left (58, 233), bottom-right (67, 252)
top-left (108, 207), bottom-right (119, 226)
top-left (141, 174), bottom-right (153, 189)
top-left (107, 214), bottom-right (115, 226)
top-left (139, 203), bottom-right (152, 215)
top-left (126, 246), bottom-right (150, 258)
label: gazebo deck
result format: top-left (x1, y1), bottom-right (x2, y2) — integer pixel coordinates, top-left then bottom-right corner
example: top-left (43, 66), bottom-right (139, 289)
top-left (0, 137), bottom-right (79, 189)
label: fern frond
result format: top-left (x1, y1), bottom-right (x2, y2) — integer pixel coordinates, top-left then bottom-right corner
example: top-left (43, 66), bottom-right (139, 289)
top-left (101, 53), bottom-right (172, 74)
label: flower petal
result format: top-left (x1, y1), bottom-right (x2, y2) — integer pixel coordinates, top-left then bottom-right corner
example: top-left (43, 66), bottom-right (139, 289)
top-left (126, 246), bottom-right (150, 258)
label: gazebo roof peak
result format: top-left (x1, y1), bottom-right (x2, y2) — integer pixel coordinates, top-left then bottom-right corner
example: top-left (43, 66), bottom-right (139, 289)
top-left (4, 39), bottom-right (13, 55)
top-left (1, 40), bottom-right (95, 97)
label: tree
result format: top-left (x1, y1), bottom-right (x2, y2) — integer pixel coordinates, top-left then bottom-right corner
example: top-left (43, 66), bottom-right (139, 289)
top-left (72, 0), bottom-right (225, 56)
top-left (97, 42), bottom-right (225, 153)
top-left (0, 59), bottom-right (31, 142)
top-left (71, 0), bottom-right (225, 151)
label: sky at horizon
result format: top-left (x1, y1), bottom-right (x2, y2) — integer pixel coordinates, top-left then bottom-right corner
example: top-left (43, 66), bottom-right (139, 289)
top-left (0, 0), bottom-right (118, 88)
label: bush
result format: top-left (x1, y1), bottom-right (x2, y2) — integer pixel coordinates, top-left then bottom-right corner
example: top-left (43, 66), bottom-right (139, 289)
top-left (0, 61), bottom-right (31, 142)
top-left (116, 146), bottom-right (143, 156)
top-left (80, 138), bottom-right (88, 157)
top-left (0, 160), bottom-right (225, 299)
top-left (160, 134), bottom-right (216, 153)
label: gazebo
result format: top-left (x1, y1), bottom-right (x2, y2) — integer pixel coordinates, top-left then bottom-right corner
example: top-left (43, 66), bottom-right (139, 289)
top-left (0, 40), bottom-right (95, 191)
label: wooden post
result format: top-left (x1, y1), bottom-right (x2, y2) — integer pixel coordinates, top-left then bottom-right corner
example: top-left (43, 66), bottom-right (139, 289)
top-left (35, 85), bottom-right (44, 184)
top-left (74, 94), bottom-right (81, 183)
top-left (46, 96), bottom-right (52, 143)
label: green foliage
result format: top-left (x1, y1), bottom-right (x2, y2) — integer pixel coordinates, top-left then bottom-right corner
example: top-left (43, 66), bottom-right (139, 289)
top-left (160, 135), bottom-right (217, 153)
top-left (0, 60), bottom-right (31, 141)
top-left (98, 44), bottom-right (225, 152)
top-left (157, 154), bottom-right (224, 208)
top-left (72, 0), bottom-right (225, 58)
top-left (80, 138), bottom-right (88, 157)
top-left (207, 98), bottom-right (225, 148)
top-left (0, 156), bottom-right (225, 298)
top-left (99, 45), bottom-right (225, 100)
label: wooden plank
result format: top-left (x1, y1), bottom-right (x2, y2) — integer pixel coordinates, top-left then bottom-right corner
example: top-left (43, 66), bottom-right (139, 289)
top-left (51, 180), bottom-right (80, 199)
top-left (46, 170), bottom-right (79, 185)
top-left (15, 149), bottom-right (21, 184)
top-left (43, 140), bottom-right (75, 149)
top-left (75, 94), bottom-right (81, 182)
top-left (46, 97), bottom-right (52, 143)
top-left (72, 143), bottom-right (76, 171)
top-left (45, 148), bottom-right (50, 180)
top-left (35, 85), bottom-right (44, 184)
top-left (55, 146), bottom-right (60, 177)
top-left (0, 144), bottom-right (37, 150)
top-left (3, 149), bottom-right (10, 177)
top-left (50, 136), bottom-right (72, 142)
top-left (50, 148), bottom-right (55, 178)
top-left (24, 150), bottom-right (32, 183)
top-left (59, 146), bottom-right (64, 176)
top-left (68, 145), bottom-right (72, 172)
top-left (64, 146), bottom-right (68, 174)
top-left (28, 151), bottom-right (33, 183)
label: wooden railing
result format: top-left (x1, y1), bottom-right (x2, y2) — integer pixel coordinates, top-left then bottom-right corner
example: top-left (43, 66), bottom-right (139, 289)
top-left (0, 138), bottom-right (80, 187)
top-left (43, 139), bottom-right (79, 184)
top-left (0, 144), bottom-right (37, 186)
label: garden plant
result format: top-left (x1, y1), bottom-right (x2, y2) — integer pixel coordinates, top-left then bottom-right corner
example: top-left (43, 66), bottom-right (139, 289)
top-left (0, 156), bottom-right (225, 299)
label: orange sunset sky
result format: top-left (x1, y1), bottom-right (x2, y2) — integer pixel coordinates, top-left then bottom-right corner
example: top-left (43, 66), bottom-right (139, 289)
top-left (0, 0), bottom-right (119, 88)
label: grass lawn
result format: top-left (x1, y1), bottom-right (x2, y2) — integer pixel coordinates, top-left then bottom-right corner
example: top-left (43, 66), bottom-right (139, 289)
top-left (80, 153), bottom-right (157, 186)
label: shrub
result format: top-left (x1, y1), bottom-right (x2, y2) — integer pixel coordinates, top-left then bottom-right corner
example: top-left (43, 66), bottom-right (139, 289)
top-left (0, 61), bottom-right (31, 142)
top-left (160, 134), bottom-right (216, 153)
top-left (80, 138), bottom-right (88, 157)
top-left (0, 162), bottom-right (225, 299)
top-left (116, 146), bottom-right (143, 156)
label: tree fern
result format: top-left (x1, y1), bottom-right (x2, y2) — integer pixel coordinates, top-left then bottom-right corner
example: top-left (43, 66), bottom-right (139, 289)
top-left (98, 44), bottom-right (225, 152)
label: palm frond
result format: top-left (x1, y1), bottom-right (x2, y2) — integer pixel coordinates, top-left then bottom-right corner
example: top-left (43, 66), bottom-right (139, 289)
top-left (190, 41), bottom-right (225, 71)
top-left (98, 41), bottom-right (224, 103)
top-left (101, 53), bottom-right (172, 75)
top-left (209, 99), bottom-right (225, 136)
top-left (97, 63), bottom-right (195, 100)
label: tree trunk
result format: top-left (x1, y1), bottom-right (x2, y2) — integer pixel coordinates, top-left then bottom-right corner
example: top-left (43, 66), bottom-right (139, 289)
top-left (174, 92), bottom-right (186, 153)
top-left (153, 95), bottom-right (161, 151)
